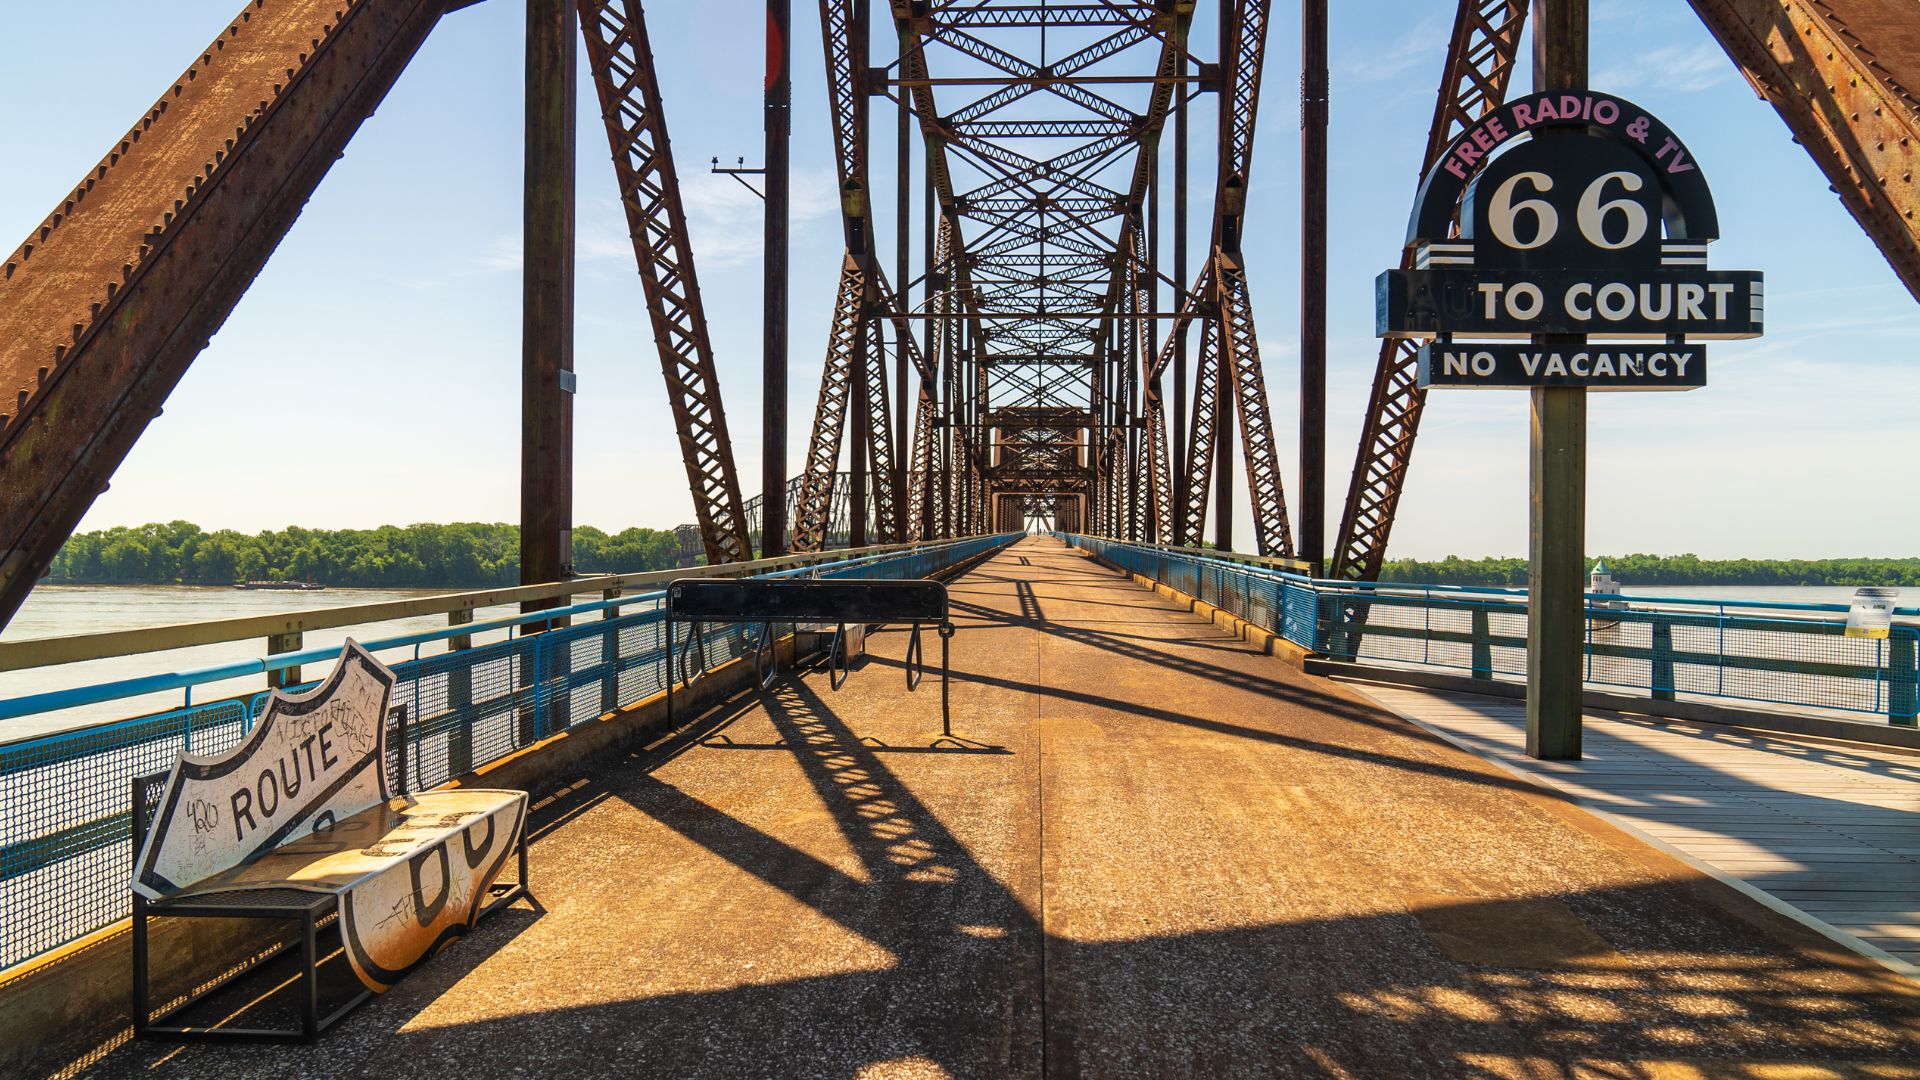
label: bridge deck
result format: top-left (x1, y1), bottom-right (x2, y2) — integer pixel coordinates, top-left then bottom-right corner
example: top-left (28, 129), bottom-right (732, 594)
top-left (97, 537), bottom-right (1920, 1077)
top-left (1349, 681), bottom-right (1920, 975)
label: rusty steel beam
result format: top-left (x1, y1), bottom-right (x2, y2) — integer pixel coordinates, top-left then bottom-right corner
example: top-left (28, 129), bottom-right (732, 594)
top-left (862, 314), bottom-right (902, 541)
top-left (1331, 0), bottom-right (1530, 582)
top-left (1177, 300), bottom-right (1224, 544)
top-left (792, 257), bottom-right (866, 551)
top-left (1215, 249), bottom-right (1293, 556)
top-left (1207, 0), bottom-right (1293, 556)
top-left (1689, 0), bottom-right (1920, 301)
top-left (0, 0), bottom-right (448, 627)
top-left (524, 0), bottom-right (576, 601)
top-left (579, 0), bottom-right (753, 566)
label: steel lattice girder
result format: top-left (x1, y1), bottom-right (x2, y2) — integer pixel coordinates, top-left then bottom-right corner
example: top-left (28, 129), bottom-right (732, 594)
top-left (1330, 0), bottom-right (1529, 582)
top-left (792, 256), bottom-right (866, 552)
top-left (0, 0), bottom-right (448, 627)
top-left (861, 306), bottom-right (902, 540)
top-left (1152, 0), bottom-right (1292, 553)
top-left (1177, 301), bottom-right (1224, 544)
top-left (1688, 0), bottom-right (1920, 301)
top-left (1214, 248), bottom-right (1293, 556)
top-left (884, 1), bottom-right (1193, 536)
top-left (579, 0), bottom-right (753, 566)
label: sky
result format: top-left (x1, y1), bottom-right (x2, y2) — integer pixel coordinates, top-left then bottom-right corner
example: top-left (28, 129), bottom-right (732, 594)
top-left (0, 1), bottom-right (1914, 560)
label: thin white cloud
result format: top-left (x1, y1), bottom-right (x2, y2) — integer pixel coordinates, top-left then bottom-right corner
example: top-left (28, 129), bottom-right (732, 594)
top-left (466, 234), bottom-right (521, 274)
top-left (1338, 14), bottom-right (1449, 87)
top-left (460, 166), bottom-right (837, 276)
top-left (679, 164), bottom-right (838, 268)
top-left (1594, 42), bottom-right (1734, 95)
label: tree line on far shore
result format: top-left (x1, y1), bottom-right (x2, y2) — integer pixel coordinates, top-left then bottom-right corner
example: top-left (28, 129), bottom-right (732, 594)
top-left (44, 521), bottom-right (684, 588)
top-left (1376, 554), bottom-right (1920, 588)
top-left (42, 523), bottom-right (1920, 590)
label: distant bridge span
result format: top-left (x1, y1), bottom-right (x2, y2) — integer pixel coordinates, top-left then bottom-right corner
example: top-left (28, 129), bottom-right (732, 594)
top-left (0, 0), bottom-right (1917, 626)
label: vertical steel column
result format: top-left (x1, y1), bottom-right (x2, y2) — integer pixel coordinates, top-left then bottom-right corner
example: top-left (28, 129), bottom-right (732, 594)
top-left (895, 78), bottom-right (911, 528)
top-left (923, 174), bottom-right (939, 538)
top-left (851, 314), bottom-right (870, 547)
top-left (1148, 134), bottom-right (1162, 542)
top-left (1299, 0), bottom-right (1328, 570)
top-left (1527, 0), bottom-right (1587, 760)
top-left (848, 0), bottom-right (871, 548)
top-left (764, 0), bottom-right (792, 557)
top-left (1212, 275), bottom-right (1234, 549)
top-left (523, 0), bottom-right (576, 597)
top-left (1172, 55), bottom-right (1190, 542)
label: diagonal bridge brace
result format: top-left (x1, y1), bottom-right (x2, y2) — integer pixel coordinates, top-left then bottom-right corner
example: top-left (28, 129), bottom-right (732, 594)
top-left (0, 0), bottom-right (450, 628)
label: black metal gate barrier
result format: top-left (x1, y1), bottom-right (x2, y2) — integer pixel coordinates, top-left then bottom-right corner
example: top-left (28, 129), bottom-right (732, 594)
top-left (664, 578), bottom-right (957, 736)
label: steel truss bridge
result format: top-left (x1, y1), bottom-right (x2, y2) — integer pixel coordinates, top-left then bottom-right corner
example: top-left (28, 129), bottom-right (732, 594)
top-left (1, 0), bottom-right (1917, 627)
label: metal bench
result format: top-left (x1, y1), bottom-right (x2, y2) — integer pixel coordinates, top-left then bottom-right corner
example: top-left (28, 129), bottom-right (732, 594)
top-left (129, 642), bottom-right (528, 1043)
top-left (664, 578), bottom-right (956, 735)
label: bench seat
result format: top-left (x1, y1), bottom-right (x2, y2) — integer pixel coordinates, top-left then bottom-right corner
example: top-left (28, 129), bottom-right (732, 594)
top-left (166, 789), bottom-right (524, 900)
top-left (131, 642), bottom-right (529, 1041)
top-left (153, 788), bottom-right (528, 993)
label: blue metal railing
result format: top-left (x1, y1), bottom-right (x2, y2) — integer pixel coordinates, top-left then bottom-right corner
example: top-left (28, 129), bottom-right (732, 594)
top-left (0, 533), bottom-right (1017, 971)
top-left (1060, 533), bottom-right (1920, 727)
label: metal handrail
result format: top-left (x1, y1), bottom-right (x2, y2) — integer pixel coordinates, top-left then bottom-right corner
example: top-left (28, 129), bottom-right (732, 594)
top-left (0, 536), bottom-right (988, 673)
top-left (0, 535), bottom-right (1017, 731)
top-left (1067, 534), bottom-right (1920, 619)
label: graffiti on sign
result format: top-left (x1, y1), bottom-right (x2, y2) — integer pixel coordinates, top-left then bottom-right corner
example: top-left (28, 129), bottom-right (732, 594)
top-left (134, 639), bottom-right (395, 898)
top-left (132, 641), bottom-right (527, 992)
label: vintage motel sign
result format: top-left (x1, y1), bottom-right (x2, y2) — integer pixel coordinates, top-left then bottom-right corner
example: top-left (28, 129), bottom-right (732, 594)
top-left (1376, 90), bottom-right (1762, 389)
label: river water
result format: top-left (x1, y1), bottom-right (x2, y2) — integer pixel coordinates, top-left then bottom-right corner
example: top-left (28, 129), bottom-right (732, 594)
top-left (0, 581), bottom-right (1904, 744)
top-left (0, 585), bottom-right (523, 743)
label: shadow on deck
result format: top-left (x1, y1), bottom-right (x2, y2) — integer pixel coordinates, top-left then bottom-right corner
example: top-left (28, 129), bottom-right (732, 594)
top-left (88, 537), bottom-right (1920, 1079)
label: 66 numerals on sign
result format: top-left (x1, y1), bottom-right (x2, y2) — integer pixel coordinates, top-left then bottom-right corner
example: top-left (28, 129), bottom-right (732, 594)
top-left (1377, 89), bottom-right (1762, 391)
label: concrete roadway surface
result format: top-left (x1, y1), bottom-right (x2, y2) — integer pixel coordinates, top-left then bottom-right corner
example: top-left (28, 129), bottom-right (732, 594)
top-left (93, 536), bottom-right (1920, 1078)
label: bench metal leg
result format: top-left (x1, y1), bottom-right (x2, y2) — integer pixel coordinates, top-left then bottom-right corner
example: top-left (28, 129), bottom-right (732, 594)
top-left (478, 818), bottom-right (532, 920)
top-left (131, 899), bottom-right (150, 1040)
top-left (940, 623), bottom-right (955, 739)
top-left (136, 904), bottom-right (365, 1044)
top-left (301, 911), bottom-right (319, 1043)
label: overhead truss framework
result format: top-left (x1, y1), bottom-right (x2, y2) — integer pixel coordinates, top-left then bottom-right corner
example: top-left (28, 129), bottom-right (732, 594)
top-left (6, 0), bottom-right (1920, 631)
top-left (791, 0), bottom-right (1300, 558)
